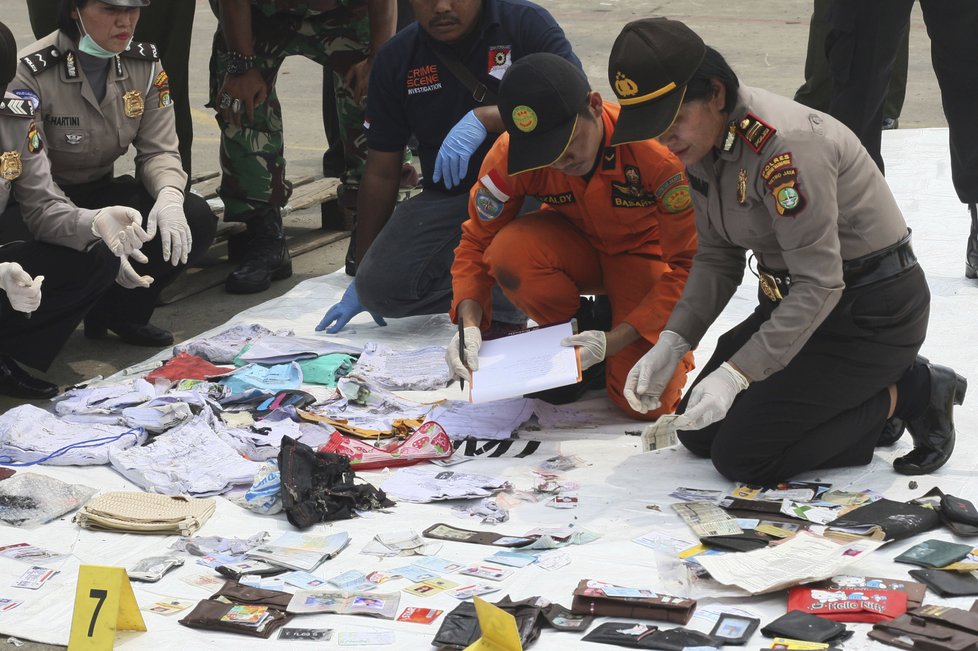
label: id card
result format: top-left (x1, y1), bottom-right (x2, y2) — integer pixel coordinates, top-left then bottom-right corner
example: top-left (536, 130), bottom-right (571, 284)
top-left (459, 565), bottom-right (513, 582)
top-left (397, 607), bottom-right (443, 624)
top-left (13, 566), bottom-right (57, 590)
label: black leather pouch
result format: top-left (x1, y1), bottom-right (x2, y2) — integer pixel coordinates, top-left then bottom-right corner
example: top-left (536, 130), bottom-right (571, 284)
top-left (761, 610), bottom-right (853, 643)
top-left (909, 569), bottom-right (978, 597)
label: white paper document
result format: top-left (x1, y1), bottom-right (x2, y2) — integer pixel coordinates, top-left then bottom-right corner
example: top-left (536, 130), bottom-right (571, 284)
top-left (695, 531), bottom-right (882, 594)
top-left (469, 322), bottom-right (581, 403)
top-left (424, 398), bottom-right (534, 440)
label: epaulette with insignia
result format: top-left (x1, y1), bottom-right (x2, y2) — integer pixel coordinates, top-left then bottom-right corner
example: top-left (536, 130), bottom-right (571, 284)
top-left (120, 41), bottom-right (160, 61)
top-left (733, 113), bottom-right (776, 154)
top-left (0, 98), bottom-right (35, 119)
top-left (19, 46), bottom-right (62, 76)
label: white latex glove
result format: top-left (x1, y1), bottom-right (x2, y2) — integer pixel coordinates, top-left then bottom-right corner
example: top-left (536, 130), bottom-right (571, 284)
top-left (676, 362), bottom-right (750, 431)
top-left (561, 330), bottom-right (606, 371)
top-left (116, 255), bottom-right (154, 289)
top-left (91, 206), bottom-right (151, 260)
top-left (623, 330), bottom-right (691, 413)
top-left (446, 326), bottom-right (482, 382)
top-left (147, 186), bottom-right (192, 265)
top-left (0, 263), bottom-right (42, 313)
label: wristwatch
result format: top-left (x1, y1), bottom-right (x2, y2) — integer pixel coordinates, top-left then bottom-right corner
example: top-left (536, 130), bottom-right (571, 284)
top-left (225, 51), bottom-right (256, 76)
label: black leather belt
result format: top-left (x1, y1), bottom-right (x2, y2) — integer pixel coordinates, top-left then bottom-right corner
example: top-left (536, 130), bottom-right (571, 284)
top-left (757, 231), bottom-right (917, 301)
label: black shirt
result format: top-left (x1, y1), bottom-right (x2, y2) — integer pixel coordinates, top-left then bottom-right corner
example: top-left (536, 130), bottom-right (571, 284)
top-left (365, 0), bottom-right (580, 194)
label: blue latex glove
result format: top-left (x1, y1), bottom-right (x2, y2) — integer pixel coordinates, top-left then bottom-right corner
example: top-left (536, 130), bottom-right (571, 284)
top-left (316, 283), bottom-right (387, 334)
top-left (433, 110), bottom-right (488, 189)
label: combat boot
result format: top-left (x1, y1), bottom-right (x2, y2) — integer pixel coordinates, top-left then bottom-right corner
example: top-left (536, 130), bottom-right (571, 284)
top-left (225, 207), bottom-right (293, 294)
top-left (966, 203), bottom-right (978, 279)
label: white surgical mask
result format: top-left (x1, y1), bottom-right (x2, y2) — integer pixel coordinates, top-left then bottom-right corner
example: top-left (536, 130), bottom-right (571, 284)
top-left (76, 13), bottom-right (131, 59)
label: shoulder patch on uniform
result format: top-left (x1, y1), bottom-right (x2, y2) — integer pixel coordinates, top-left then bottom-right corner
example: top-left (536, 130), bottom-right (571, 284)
top-left (120, 41), bottom-right (160, 61)
top-left (601, 146), bottom-right (617, 171)
top-left (661, 185), bottom-right (692, 213)
top-left (474, 187), bottom-right (504, 221)
top-left (734, 112), bottom-right (776, 153)
top-left (761, 151), bottom-right (806, 217)
top-left (653, 173), bottom-right (683, 201)
top-left (19, 46), bottom-right (61, 76)
top-left (0, 99), bottom-right (35, 119)
top-left (11, 89), bottom-right (40, 111)
top-left (154, 70), bottom-right (172, 108)
top-left (26, 120), bottom-right (43, 154)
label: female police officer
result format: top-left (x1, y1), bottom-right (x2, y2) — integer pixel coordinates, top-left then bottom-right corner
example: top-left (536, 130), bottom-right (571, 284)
top-left (0, 20), bottom-right (149, 398)
top-left (610, 18), bottom-right (965, 482)
top-left (13, 0), bottom-right (217, 347)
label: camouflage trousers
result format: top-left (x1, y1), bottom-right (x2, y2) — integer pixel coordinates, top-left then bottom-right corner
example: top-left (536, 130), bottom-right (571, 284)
top-left (209, 2), bottom-right (370, 220)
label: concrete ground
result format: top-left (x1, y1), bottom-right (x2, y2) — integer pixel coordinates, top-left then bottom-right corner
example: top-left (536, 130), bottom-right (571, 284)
top-left (0, 0), bottom-right (947, 408)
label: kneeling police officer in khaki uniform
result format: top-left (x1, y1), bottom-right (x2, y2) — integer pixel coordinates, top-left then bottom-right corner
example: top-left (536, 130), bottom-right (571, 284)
top-left (12, 0), bottom-right (218, 347)
top-left (612, 18), bottom-right (966, 482)
top-left (0, 20), bottom-right (148, 398)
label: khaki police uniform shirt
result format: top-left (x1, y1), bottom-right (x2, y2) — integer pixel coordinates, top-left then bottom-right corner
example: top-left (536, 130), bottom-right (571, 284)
top-left (13, 32), bottom-right (185, 228)
top-left (0, 92), bottom-right (99, 251)
top-left (665, 85), bottom-right (909, 383)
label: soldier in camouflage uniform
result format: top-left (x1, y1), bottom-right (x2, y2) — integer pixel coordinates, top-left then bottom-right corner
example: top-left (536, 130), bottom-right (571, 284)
top-left (211, 0), bottom-right (395, 294)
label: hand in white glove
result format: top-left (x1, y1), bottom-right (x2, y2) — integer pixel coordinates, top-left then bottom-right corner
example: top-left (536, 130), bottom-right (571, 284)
top-left (676, 362), bottom-right (750, 431)
top-left (0, 263), bottom-right (42, 313)
top-left (623, 330), bottom-right (691, 413)
top-left (91, 206), bottom-right (151, 258)
top-left (561, 330), bottom-right (606, 371)
top-left (446, 325), bottom-right (482, 383)
top-left (147, 187), bottom-right (192, 265)
top-left (116, 255), bottom-right (154, 289)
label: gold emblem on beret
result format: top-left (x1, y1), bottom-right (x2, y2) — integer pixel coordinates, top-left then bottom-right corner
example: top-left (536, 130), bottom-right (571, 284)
top-left (123, 90), bottom-right (144, 118)
top-left (0, 151), bottom-right (22, 181)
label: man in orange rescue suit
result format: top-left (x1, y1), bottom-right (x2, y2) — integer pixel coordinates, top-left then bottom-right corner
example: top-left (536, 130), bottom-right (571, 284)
top-left (446, 53), bottom-right (697, 419)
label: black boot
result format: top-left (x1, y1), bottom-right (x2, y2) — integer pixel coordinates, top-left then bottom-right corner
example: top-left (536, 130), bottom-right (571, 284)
top-left (893, 362), bottom-right (967, 475)
top-left (966, 203), bottom-right (978, 279)
top-left (225, 207), bottom-right (293, 294)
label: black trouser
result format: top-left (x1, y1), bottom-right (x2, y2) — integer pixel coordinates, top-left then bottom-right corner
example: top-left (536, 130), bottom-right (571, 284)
top-left (63, 177), bottom-right (217, 326)
top-left (0, 230), bottom-right (118, 371)
top-left (677, 265), bottom-right (930, 484)
top-left (826, 0), bottom-right (978, 204)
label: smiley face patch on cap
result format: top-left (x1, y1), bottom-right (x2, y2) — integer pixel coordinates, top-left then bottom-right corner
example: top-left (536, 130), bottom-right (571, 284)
top-left (511, 105), bottom-right (537, 133)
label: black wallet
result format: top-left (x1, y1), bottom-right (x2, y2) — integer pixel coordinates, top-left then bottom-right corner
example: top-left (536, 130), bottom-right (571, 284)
top-left (761, 610), bottom-right (853, 644)
top-left (908, 569), bottom-right (978, 597)
top-left (826, 498), bottom-right (940, 542)
top-left (581, 623), bottom-right (716, 650)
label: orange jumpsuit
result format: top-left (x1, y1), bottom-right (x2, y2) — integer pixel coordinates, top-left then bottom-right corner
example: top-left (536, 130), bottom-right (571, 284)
top-left (451, 102), bottom-right (697, 419)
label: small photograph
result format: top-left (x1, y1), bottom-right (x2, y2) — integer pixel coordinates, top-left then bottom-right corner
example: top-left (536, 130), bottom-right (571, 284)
top-left (352, 596), bottom-right (385, 609)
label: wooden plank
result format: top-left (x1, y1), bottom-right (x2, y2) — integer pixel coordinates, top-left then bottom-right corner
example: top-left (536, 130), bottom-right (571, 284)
top-left (158, 227), bottom-right (349, 304)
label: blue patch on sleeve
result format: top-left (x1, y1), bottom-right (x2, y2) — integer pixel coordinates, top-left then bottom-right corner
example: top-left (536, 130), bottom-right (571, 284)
top-left (12, 89), bottom-right (40, 111)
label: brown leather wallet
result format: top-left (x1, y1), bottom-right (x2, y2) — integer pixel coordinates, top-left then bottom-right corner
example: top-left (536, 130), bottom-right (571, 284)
top-left (570, 579), bottom-right (696, 624)
top-left (178, 599), bottom-right (292, 639)
top-left (870, 602), bottom-right (978, 651)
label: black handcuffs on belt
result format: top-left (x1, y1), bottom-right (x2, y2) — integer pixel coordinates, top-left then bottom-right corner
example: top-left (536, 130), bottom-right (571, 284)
top-left (751, 230), bottom-right (917, 302)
